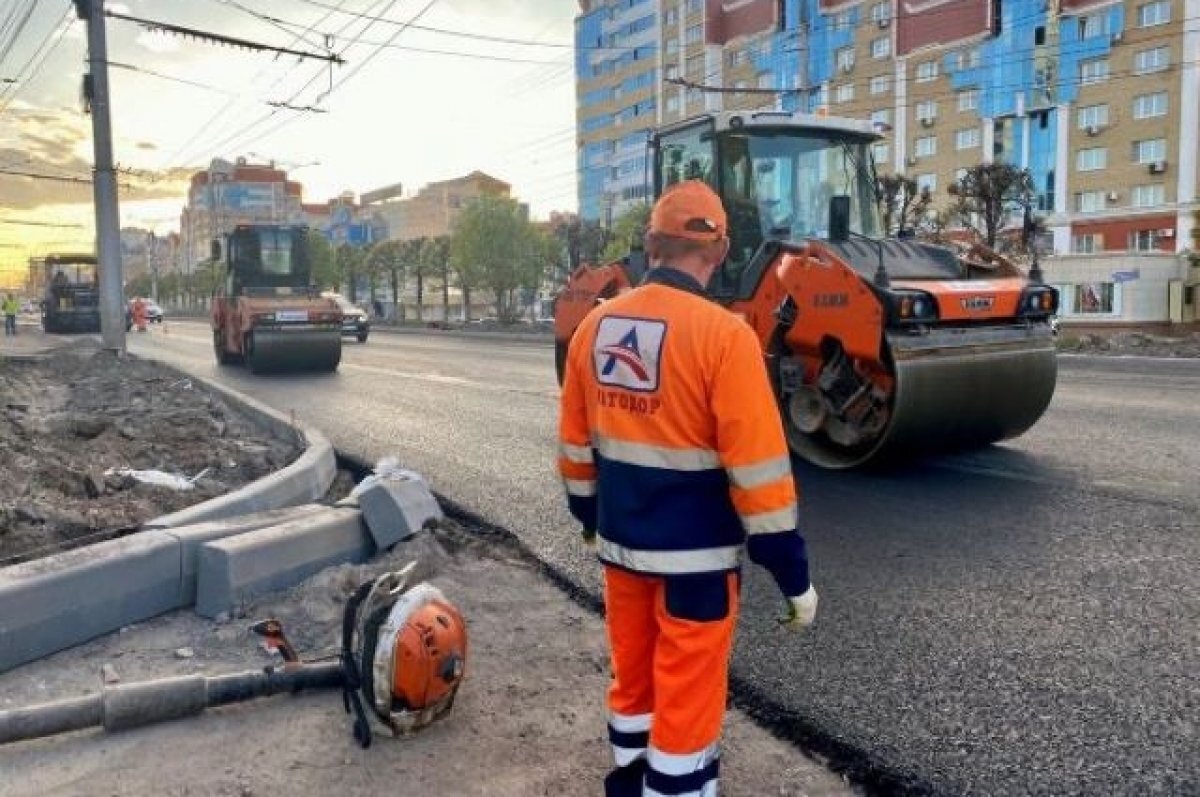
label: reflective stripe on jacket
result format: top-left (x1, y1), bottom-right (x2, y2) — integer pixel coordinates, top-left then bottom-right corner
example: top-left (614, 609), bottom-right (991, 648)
top-left (557, 267), bottom-right (809, 594)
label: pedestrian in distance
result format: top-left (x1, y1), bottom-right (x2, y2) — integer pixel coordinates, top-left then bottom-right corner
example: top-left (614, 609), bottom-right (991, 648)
top-left (131, 297), bottom-right (148, 333)
top-left (557, 180), bottom-right (818, 797)
top-left (2, 292), bottom-right (19, 336)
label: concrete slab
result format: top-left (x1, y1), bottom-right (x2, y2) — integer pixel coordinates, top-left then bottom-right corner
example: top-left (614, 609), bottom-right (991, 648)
top-left (194, 508), bottom-right (374, 619)
top-left (356, 476), bottom-right (442, 549)
top-left (162, 504), bottom-right (328, 604)
top-left (0, 532), bottom-right (181, 673)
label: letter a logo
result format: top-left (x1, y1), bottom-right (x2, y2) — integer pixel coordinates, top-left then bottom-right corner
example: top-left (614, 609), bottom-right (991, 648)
top-left (594, 316), bottom-right (666, 393)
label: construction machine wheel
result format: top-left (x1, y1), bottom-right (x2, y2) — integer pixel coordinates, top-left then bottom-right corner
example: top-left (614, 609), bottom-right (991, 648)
top-left (213, 330), bottom-right (241, 366)
top-left (356, 330), bottom-right (369, 343)
top-left (778, 327), bottom-right (1058, 469)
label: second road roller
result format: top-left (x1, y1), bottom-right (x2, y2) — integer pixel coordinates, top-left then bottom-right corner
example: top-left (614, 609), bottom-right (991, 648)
top-left (554, 110), bottom-right (1058, 468)
top-left (211, 224), bottom-right (342, 374)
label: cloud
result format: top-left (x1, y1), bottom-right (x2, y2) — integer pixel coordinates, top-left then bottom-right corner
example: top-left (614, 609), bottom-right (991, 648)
top-left (136, 141), bottom-right (157, 150)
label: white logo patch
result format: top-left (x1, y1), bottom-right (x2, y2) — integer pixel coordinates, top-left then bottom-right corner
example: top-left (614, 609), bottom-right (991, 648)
top-left (593, 316), bottom-right (666, 393)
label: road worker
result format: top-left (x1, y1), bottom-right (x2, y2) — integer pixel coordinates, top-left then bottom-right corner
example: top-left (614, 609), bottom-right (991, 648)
top-left (2, 292), bottom-right (19, 337)
top-left (131, 297), bottom-right (148, 333)
top-left (557, 180), bottom-right (818, 797)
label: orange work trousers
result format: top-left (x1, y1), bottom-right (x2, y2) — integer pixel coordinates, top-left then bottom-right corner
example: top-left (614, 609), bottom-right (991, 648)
top-left (603, 566), bottom-right (738, 794)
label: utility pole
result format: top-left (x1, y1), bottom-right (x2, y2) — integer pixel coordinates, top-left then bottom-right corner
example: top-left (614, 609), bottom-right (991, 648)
top-left (77, 0), bottom-right (125, 352)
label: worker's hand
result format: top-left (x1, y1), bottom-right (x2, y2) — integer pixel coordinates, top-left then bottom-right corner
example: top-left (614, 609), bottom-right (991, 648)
top-left (581, 528), bottom-right (597, 547)
top-left (779, 586), bottom-right (818, 631)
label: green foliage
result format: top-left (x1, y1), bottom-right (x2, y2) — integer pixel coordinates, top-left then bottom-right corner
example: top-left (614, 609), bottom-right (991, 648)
top-left (946, 164), bottom-right (1036, 249)
top-left (601, 203), bottom-right (650, 262)
top-left (335, 244), bottom-right (366, 300)
top-left (450, 195), bottom-right (545, 322)
top-left (875, 174), bottom-right (932, 237)
top-left (306, 231), bottom-right (337, 290)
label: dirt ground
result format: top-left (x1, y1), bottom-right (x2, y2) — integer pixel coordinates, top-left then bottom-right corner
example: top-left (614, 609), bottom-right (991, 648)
top-left (0, 343), bottom-right (301, 565)
top-left (0, 521), bottom-right (855, 797)
top-left (1058, 330), bottom-right (1200, 357)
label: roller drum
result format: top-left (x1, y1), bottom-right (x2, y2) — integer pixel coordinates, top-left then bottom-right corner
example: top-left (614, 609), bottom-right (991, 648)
top-left (788, 324), bottom-right (1057, 469)
top-left (246, 326), bottom-right (342, 374)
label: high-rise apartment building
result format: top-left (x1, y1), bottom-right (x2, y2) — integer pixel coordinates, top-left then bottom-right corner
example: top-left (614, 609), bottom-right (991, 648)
top-left (575, 0), bottom-right (1199, 258)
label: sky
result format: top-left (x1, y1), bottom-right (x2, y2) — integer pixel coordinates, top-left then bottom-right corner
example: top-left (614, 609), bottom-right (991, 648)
top-left (0, 0), bottom-right (578, 282)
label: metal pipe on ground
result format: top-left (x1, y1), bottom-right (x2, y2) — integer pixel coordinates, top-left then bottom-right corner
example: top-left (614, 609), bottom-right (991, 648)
top-left (0, 661), bottom-right (343, 745)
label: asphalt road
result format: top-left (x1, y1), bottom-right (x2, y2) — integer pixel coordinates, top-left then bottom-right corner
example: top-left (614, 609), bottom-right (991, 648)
top-left (131, 322), bottom-right (1200, 796)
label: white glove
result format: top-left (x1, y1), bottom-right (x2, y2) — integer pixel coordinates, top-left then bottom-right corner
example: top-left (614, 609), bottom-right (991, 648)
top-left (780, 587), bottom-right (818, 631)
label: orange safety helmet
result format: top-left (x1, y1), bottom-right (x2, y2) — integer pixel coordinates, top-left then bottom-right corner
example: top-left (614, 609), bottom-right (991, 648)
top-left (341, 564), bottom-right (468, 746)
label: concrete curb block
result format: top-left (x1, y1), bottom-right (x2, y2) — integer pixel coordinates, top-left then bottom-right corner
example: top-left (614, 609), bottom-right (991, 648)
top-left (143, 378), bottom-right (336, 530)
top-left (0, 532), bottom-right (182, 673)
top-left (194, 507), bottom-right (374, 619)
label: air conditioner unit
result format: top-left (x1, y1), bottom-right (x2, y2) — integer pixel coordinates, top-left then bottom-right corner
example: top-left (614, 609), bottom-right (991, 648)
top-left (1111, 30), bottom-right (1123, 43)
top-left (877, 17), bottom-right (891, 28)
top-left (920, 116), bottom-right (935, 127)
top-left (1162, 228), bottom-right (1175, 238)
top-left (1107, 191), bottom-right (1120, 202)
top-left (906, 155), bottom-right (919, 166)
top-left (840, 63), bottom-right (854, 74)
top-left (1148, 160), bottom-right (1168, 174)
top-left (1084, 125), bottom-right (1101, 137)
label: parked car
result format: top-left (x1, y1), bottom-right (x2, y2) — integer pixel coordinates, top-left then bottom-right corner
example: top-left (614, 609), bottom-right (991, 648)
top-left (322, 292), bottom-right (370, 343)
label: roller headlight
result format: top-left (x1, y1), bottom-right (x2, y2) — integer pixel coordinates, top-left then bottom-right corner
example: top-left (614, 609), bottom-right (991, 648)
top-left (890, 290), bottom-right (939, 323)
top-left (1020, 286), bottom-right (1058, 317)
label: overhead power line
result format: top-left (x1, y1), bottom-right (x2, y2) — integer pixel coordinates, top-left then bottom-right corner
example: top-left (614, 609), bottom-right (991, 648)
top-left (104, 9), bottom-right (345, 63)
top-left (0, 218), bottom-right (85, 228)
top-left (0, 168), bottom-right (92, 185)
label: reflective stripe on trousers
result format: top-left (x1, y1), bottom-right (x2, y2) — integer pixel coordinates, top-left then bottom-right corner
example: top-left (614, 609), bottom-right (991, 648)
top-left (603, 567), bottom-right (737, 796)
top-left (609, 711), bottom-right (651, 766)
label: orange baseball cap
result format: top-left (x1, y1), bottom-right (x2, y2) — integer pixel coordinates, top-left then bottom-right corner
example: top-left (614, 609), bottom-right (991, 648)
top-left (649, 180), bottom-right (727, 242)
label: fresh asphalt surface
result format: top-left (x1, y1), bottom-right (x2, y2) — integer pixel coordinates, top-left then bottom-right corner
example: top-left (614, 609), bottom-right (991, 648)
top-left (131, 322), bottom-right (1199, 795)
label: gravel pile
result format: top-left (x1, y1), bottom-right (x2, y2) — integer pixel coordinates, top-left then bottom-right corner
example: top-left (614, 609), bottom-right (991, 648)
top-left (1058, 330), bottom-right (1200, 358)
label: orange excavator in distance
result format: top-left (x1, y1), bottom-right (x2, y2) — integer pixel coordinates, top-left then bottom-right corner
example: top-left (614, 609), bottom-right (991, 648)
top-left (211, 225), bottom-right (343, 374)
top-left (554, 111), bottom-right (1058, 468)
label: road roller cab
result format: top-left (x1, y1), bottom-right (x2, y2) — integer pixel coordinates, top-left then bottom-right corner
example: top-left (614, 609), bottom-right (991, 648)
top-left (554, 110), bottom-right (1058, 468)
top-left (211, 225), bottom-right (343, 374)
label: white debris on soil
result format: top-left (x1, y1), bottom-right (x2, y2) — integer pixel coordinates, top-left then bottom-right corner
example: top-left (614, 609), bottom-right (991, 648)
top-left (0, 343), bottom-right (302, 564)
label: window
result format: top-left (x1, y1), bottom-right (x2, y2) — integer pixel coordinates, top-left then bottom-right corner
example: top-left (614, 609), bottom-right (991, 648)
top-left (870, 108), bottom-right (892, 126)
top-left (1076, 147), bottom-right (1107, 171)
top-left (871, 36), bottom-right (890, 58)
top-left (1072, 234), bottom-right (1099, 253)
top-left (955, 128), bottom-right (981, 150)
top-left (836, 83), bottom-right (855, 103)
top-left (871, 2), bottom-right (890, 24)
top-left (665, 63), bottom-right (679, 79)
top-left (666, 38), bottom-right (679, 55)
top-left (1131, 184), bottom-right (1166, 207)
top-left (1137, 1), bottom-right (1170, 27)
top-left (916, 99), bottom-right (938, 121)
top-left (915, 136), bottom-right (937, 157)
top-left (835, 11), bottom-right (853, 30)
top-left (728, 49), bottom-right (749, 67)
top-left (1134, 47), bottom-right (1169, 74)
top-left (836, 46), bottom-right (855, 71)
top-left (685, 24), bottom-right (702, 44)
top-left (1075, 282), bottom-right (1117, 314)
top-left (664, 7), bottom-right (678, 25)
top-left (1077, 104), bottom-right (1109, 129)
top-left (869, 74), bottom-right (890, 95)
top-left (757, 72), bottom-right (773, 89)
top-left (684, 0), bottom-right (702, 14)
top-left (915, 173), bottom-right (937, 193)
top-left (1129, 230), bottom-right (1162, 251)
top-left (666, 94), bottom-right (681, 114)
top-left (686, 54), bottom-right (704, 75)
top-left (1075, 191), bottom-right (1108, 212)
top-left (1079, 13), bottom-right (1108, 39)
top-left (954, 167), bottom-right (969, 182)
top-left (1080, 58), bottom-right (1109, 85)
top-left (1133, 92), bottom-right (1168, 119)
top-left (960, 47), bottom-right (981, 69)
top-left (957, 89), bottom-right (979, 112)
top-left (1133, 138), bottom-right (1166, 163)
top-left (872, 142), bottom-right (890, 165)
top-left (916, 60), bottom-right (938, 82)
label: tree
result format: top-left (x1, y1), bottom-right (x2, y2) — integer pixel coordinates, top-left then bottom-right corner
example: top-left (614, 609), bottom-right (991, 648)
top-left (400, 238), bottom-right (426, 321)
top-left (450, 195), bottom-right (543, 323)
top-left (946, 164), bottom-right (1036, 249)
top-left (876, 174), bottom-right (933, 237)
top-left (367, 239), bottom-right (406, 320)
top-left (306, 230), bottom-right (337, 291)
top-left (334, 244), bottom-right (366, 301)
top-left (419, 236), bottom-right (451, 322)
top-left (601, 203), bottom-right (650, 262)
